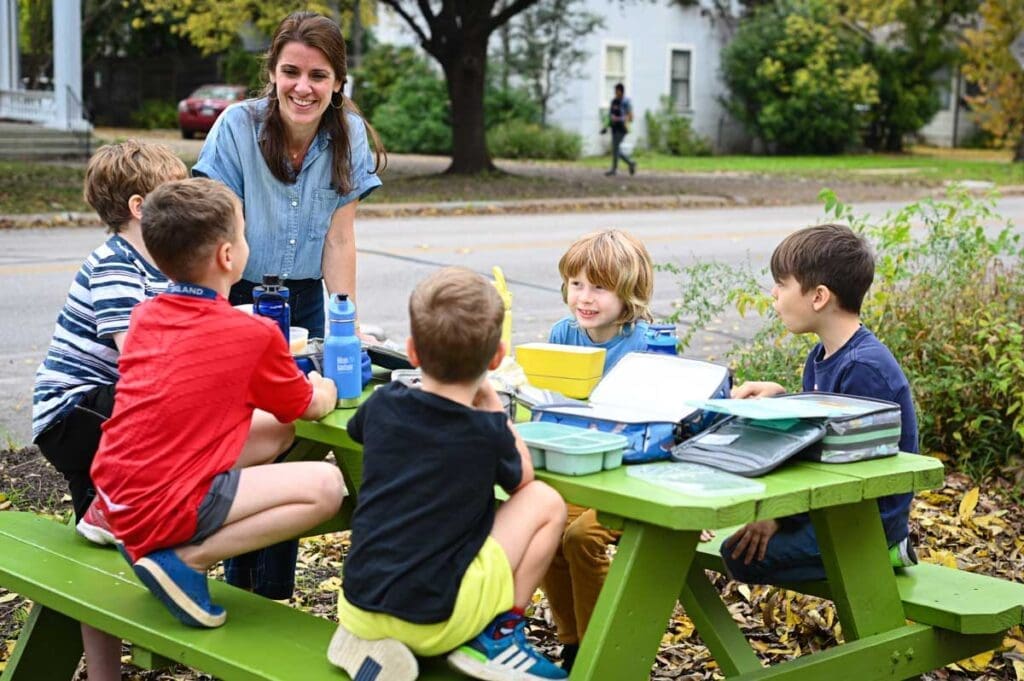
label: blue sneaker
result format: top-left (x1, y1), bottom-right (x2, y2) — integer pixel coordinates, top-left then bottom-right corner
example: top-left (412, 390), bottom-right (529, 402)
top-left (132, 548), bottom-right (226, 628)
top-left (448, 617), bottom-right (567, 680)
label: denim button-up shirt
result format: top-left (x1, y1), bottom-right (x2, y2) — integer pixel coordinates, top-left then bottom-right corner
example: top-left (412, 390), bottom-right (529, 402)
top-left (193, 98), bottom-right (381, 282)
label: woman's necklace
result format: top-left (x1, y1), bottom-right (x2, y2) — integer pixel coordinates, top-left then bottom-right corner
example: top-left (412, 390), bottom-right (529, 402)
top-left (288, 139), bottom-right (312, 167)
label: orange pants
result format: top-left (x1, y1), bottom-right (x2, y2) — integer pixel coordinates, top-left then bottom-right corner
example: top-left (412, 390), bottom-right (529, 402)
top-left (540, 503), bottom-right (621, 644)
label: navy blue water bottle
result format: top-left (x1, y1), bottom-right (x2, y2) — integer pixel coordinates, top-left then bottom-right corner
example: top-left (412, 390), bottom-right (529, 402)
top-left (324, 293), bottom-right (362, 407)
top-left (645, 323), bottom-right (679, 355)
top-left (253, 274), bottom-right (290, 340)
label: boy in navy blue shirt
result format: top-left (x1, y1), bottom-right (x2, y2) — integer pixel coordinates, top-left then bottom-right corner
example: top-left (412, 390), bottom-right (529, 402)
top-left (723, 223), bottom-right (919, 583)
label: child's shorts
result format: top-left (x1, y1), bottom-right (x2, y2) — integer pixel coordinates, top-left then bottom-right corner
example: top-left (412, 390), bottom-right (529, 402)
top-left (337, 536), bottom-right (513, 656)
top-left (188, 469), bottom-right (241, 545)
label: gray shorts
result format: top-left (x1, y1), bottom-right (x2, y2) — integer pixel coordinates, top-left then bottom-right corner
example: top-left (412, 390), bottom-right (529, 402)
top-left (189, 469), bottom-right (241, 545)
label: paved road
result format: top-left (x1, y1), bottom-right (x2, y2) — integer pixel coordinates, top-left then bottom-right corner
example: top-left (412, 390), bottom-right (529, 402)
top-left (3, 197), bottom-right (1023, 446)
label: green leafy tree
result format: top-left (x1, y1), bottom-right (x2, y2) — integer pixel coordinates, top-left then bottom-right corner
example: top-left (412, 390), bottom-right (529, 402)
top-left (721, 0), bottom-right (880, 154)
top-left (502, 0), bottom-right (604, 125)
top-left (136, 1), bottom-right (353, 55)
top-left (847, 0), bottom-right (978, 152)
top-left (962, 0), bottom-right (1024, 160)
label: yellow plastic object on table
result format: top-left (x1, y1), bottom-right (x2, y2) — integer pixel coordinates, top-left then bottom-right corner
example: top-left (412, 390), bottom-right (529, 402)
top-left (515, 342), bottom-right (606, 398)
top-left (492, 266), bottom-right (513, 353)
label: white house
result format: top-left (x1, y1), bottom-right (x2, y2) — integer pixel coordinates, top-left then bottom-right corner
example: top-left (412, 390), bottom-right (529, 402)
top-left (376, 0), bottom-right (751, 155)
top-left (0, 0), bottom-right (91, 132)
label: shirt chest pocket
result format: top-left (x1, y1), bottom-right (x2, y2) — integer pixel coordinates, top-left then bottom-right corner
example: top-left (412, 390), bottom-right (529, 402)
top-left (306, 189), bottom-right (340, 242)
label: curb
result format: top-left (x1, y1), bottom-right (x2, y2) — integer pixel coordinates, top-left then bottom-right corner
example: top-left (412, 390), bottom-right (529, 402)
top-left (0, 194), bottom-right (733, 229)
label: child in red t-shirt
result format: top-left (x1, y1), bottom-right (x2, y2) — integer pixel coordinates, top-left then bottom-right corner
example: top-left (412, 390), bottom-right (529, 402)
top-left (90, 178), bottom-right (343, 628)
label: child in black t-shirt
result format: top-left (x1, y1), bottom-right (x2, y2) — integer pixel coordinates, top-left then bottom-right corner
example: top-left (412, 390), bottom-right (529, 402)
top-left (328, 266), bottom-right (569, 681)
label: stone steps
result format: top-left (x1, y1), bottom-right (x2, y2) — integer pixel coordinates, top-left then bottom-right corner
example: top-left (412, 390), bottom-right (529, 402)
top-left (0, 122), bottom-right (92, 159)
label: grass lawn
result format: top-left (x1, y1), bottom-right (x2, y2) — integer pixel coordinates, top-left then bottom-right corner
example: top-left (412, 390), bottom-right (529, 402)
top-left (582, 146), bottom-right (1024, 185)
top-left (4, 144), bottom-right (1023, 216)
top-left (0, 161), bottom-right (87, 214)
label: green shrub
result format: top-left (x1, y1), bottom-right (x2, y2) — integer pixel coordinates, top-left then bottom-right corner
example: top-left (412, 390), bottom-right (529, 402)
top-left (484, 83), bottom-right (542, 130)
top-left (663, 187), bottom-right (1024, 478)
top-left (644, 96), bottom-right (711, 156)
top-left (371, 63), bottom-right (452, 155)
top-left (720, 0), bottom-right (878, 154)
top-left (130, 99), bottom-right (178, 129)
top-left (486, 121), bottom-right (581, 160)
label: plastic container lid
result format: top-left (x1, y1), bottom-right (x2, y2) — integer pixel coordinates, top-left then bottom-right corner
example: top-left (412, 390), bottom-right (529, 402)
top-left (515, 422), bottom-right (627, 456)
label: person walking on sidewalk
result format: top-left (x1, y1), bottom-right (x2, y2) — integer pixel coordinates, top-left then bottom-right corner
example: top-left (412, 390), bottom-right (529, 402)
top-left (604, 83), bottom-right (636, 177)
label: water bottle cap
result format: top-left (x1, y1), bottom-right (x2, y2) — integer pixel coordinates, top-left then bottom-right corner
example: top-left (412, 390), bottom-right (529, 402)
top-left (262, 274), bottom-right (282, 289)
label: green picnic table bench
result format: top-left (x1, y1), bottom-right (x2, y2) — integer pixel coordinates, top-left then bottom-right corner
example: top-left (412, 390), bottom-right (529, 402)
top-left (0, 511), bottom-right (466, 681)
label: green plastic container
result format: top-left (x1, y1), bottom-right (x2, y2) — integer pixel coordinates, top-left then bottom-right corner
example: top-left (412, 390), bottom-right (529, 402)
top-left (515, 422), bottom-right (628, 475)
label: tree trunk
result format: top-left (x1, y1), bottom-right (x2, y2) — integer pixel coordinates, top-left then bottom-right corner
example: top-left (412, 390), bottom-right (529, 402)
top-left (1014, 134), bottom-right (1024, 163)
top-left (441, 38), bottom-right (495, 174)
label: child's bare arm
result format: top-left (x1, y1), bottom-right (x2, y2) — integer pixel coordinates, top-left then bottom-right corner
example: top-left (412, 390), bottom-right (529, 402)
top-left (508, 420), bottom-right (535, 490)
top-left (301, 371), bottom-right (338, 420)
top-left (474, 380), bottom-right (535, 490)
top-left (732, 381), bottom-right (786, 399)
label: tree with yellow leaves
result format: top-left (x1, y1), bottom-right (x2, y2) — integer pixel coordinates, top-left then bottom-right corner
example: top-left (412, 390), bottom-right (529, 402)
top-left (962, 0), bottom-right (1024, 160)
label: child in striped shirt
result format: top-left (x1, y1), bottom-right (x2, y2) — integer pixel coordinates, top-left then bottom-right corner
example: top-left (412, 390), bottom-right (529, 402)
top-left (31, 139), bottom-right (187, 681)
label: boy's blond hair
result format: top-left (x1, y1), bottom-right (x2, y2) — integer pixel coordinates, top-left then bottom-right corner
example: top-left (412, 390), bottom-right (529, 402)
top-left (558, 229), bottom-right (654, 325)
top-left (83, 140), bottom-right (187, 233)
top-left (409, 267), bottom-right (504, 383)
top-left (141, 178), bottom-right (239, 284)
top-left (770, 223), bottom-right (874, 314)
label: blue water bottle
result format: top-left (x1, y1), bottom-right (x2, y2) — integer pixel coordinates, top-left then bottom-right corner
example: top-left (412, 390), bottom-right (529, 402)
top-left (253, 274), bottom-right (290, 340)
top-left (645, 323), bottom-right (679, 355)
top-left (324, 293), bottom-right (362, 407)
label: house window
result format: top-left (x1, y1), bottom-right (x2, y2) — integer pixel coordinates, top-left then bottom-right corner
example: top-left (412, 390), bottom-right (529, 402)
top-left (932, 67), bottom-right (953, 111)
top-left (670, 49), bottom-right (692, 112)
top-left (604, 45), bottom-right (627, 102)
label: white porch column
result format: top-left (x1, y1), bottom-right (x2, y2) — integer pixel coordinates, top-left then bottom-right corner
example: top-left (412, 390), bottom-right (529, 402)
top-left (0, 0), bottom-right (18, 91)
top-left (52, 0), bottom-right (87, 130)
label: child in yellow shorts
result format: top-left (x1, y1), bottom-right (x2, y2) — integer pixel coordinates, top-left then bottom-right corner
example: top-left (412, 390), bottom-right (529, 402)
top-left (328, 267), bottom-right (569, 681)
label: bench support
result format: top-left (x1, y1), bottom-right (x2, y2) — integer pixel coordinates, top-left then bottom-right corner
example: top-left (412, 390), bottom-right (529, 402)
top-left (571, 521), bottom-right (699, 681)
top-left (731, 623), bottom-right (1002, 680)
top-left (1, 603), bottom-right (83, 681)
top-left (679, 564), bottom-right (763, 676)
top-left (811, 501), bottom-right (906, 640)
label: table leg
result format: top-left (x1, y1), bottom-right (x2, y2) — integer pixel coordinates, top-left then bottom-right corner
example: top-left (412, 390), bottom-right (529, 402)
top-left (571, 521), bottom-right (698, 681)
top-left (810, 501), bottom-right (905, 640)
top-left (1, 603), bottom-right (83, 681)
top-left (680, 563), bottom-right (763, 676)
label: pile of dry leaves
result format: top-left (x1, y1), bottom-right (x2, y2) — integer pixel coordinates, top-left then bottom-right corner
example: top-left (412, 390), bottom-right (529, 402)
top-left (1, 446), bottom-right (1021, 680)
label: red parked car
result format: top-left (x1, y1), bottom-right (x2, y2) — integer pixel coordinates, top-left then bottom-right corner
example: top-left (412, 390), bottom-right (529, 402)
top-left (177, 84), bottom-right (248, 139)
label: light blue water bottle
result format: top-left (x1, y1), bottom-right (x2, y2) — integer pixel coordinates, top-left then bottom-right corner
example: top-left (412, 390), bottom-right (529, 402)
top-left (252, 274), bottom-right (290, 340)
top-left (324, 293), bottom-right (362, 407)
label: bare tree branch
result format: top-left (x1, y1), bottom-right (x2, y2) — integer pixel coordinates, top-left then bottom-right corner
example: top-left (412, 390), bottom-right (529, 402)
top-left (490, 0), bottom-right (543, 33)
top-left (378, 0), bottom-right (432, 47)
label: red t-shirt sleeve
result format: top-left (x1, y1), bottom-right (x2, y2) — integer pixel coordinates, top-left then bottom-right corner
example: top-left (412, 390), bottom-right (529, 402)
top-left (248, 325), bottom-right (314, 423)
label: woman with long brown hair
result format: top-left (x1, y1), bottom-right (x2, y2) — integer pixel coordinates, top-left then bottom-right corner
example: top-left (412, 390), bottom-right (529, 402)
top-left (194, 10), bottom-right (384, 600)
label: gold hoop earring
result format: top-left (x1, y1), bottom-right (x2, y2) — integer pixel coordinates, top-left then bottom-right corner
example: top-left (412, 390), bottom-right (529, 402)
top-left (330, 92), bottom-right (344, 110)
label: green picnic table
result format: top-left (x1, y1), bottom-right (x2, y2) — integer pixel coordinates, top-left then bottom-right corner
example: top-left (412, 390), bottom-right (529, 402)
top-left (290, 383), bottom-right (1024, 680)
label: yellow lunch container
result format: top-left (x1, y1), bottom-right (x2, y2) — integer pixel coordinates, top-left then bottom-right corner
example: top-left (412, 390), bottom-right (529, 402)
top-left (514, 343), bottom-right (606, 398)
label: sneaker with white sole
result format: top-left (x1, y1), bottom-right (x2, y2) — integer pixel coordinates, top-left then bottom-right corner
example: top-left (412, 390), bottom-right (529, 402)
top-left (132, 548), bottom-right (226, 628)
top-left (448, 616), bottom-right (567, 680)
top-left (327, 622), bottom-right (418, 681)
top-left (76, 499), bottom-right (116, 546)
